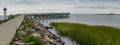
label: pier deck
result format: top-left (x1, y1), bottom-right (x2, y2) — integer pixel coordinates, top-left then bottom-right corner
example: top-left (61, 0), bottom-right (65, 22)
top-left (0, 15), bottom-right (24, 45)
top-left (25, 13), bottom-right (70, 19)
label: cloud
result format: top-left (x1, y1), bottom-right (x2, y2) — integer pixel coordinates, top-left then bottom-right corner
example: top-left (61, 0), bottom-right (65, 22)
top-left (0, 0), bottom-right (120, 15)
top-left (74, 2), bottom-right (120, 9)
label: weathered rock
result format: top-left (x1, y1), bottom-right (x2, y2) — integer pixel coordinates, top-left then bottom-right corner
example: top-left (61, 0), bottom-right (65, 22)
top-left (25, 42), bottom-right (34, 45)
top-left (44, 34), bottom-right (51, 40)
top-left (27, 29), bottom-right (36, 33)
top-left (31, 33), bottom-right (41, 38)
top-left (15, 38), bottom-right (19, 41)
top-left (56, 43), bottom-right (64, 45)
top-left (25, 27), bottom-right (31, 31)
top-left (17, 31), bottom-right (26, 39)
top-left (18, 31), bottom-right (26, 36)
top-left (14, 41), bottom-right (25, 45)
top-left (19, 26), bottom-right (24, 30)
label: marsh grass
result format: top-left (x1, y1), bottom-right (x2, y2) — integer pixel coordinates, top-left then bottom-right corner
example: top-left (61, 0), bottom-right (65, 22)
top-left (51, 22), bottom-right (120, 45)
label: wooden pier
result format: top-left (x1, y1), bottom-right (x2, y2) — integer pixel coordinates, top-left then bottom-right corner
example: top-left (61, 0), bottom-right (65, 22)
top-left (17, 13), bottom-right (70, 19)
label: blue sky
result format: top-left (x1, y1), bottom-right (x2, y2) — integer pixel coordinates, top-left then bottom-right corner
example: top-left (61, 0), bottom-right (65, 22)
top-left (0, 0), bottom-right (120, 15)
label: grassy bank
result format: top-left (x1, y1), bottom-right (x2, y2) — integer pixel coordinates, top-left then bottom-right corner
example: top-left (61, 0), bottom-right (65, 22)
top-left (50, 22), bottom-right (120, 45)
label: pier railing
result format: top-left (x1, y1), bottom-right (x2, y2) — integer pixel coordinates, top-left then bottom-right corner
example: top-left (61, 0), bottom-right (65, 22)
top-left (16, 13), bottom-right (70, 20)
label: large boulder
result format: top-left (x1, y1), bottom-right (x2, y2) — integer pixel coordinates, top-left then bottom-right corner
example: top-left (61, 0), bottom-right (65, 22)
top-left (31, 33), bottom-right (41, 38)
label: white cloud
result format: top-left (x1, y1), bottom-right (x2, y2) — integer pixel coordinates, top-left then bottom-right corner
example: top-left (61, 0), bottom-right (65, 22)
top-left (0, 0), bottom-right (120, 15)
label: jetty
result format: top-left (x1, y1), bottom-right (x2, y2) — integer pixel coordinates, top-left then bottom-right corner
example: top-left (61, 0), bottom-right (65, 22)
top-left (0, 12), bottom-right (70, 45)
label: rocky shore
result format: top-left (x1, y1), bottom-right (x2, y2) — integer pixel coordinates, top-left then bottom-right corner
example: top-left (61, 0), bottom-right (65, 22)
top-left (33, 21), bottom-right (64, 45)
top-left (10, 17), bottom-right (64, 45)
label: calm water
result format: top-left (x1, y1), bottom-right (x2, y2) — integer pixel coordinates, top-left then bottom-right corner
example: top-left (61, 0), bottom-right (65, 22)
top-left (39, 14), bottom-right (120, 28)
top-left (1, 14), bottom-right (120, 27)
top-left (36, 14), bottom-right (120, 45)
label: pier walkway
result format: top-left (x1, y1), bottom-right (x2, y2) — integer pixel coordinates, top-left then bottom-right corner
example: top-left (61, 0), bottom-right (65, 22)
top-left (0, 15), bottom-right (24, 45)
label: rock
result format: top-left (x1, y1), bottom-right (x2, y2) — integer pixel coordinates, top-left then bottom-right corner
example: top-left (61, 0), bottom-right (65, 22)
top-left (18, 31), bottom-right (26, 36)
top-left (44, 34), bottom-right (51, 40)
top-left (34, 26), bottom-right (41, 30)
top-left (15, 38), bottom-right (19, 41)
top-left (25, 27), bottom-right (31, 31)
top-left (17, 31), bottom-right (26, 38)
top-left (34, 22), bottom-right (40, 26)
top-left (48, 39), bottom-right (56, 44)
top-left (41, 39), bottom-right (48, 43)
top-left (31, 33), bottom-right (41, 38)
top-left (27, 29), bottom-right (36, 33)
top-left (56, 43), bottom-right (64, 45)
top-left (19, 26), bottom-right (24, 30)
top-left (46, 43), bottom-right (51, 45)
top-left (25, 42), bottom-right (34, 45)
top-left (11, 44), bottom-right (16, 45)
top-left (14, 41), bottom-right (25, 45)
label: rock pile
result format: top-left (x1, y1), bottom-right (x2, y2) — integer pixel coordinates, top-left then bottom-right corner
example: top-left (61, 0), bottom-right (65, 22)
top-left (33, 21), bottom-right (64, 45)
top-left (11, 18), bottom-right (64, 45)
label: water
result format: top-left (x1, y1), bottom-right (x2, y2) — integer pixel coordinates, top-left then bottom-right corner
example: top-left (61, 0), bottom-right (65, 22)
top-left (39, 14), bottom-right (120, 28)
top-left (49, 27), bottom-right (79, 45)
top-left (33, 14), bottom-right (120, 45)
top-left (68, 14), bottom-right (120, 28)
top-left (0, 16), bottom-right (4, 20)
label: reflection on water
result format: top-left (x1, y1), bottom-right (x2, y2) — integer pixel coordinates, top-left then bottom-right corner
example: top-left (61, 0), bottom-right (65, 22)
top-left (49, 28), bottom-right (79, 45)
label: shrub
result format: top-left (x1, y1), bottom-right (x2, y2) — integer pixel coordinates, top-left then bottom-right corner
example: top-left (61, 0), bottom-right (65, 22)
top-left (24, 35), bottom-right (44, 45)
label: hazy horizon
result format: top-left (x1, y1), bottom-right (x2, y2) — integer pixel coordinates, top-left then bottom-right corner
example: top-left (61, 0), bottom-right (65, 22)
top-left (0, 0), bottom-right (120, 15)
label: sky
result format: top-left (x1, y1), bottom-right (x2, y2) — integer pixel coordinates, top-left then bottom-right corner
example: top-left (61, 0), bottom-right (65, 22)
top-left (0, 0), bottom-right (120, 15)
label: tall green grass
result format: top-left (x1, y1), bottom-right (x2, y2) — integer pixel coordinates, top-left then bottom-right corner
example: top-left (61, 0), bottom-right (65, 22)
top-left (50, 22), bottom-right (120, 45)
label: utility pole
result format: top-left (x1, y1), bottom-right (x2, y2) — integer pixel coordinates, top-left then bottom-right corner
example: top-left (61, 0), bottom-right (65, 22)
top-left (3, 8), bottom-right (7, 20)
